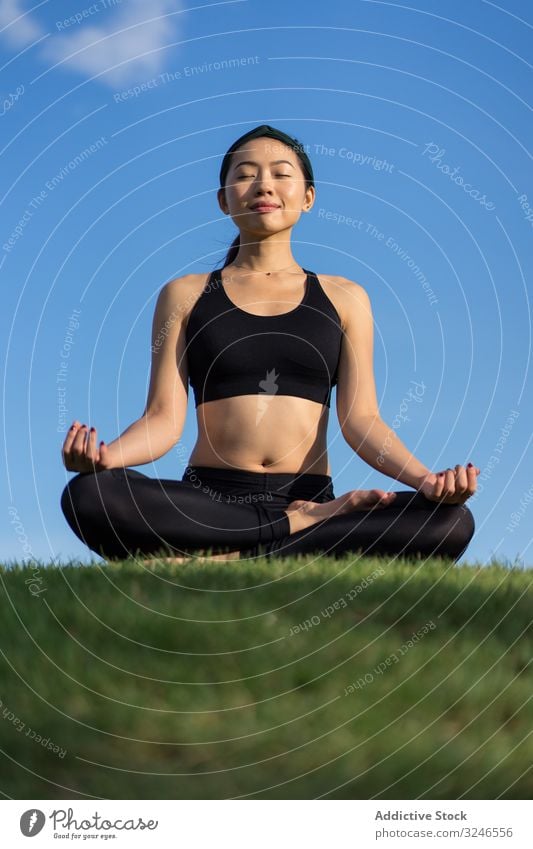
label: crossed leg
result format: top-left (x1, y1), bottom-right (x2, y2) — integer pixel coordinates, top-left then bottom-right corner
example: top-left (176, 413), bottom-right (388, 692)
top-left (60, 467), bottom-right (291, 561)
top-left (60, 468), bottom-right (474, 564)
top-left (143, 487), bottom-right (399, 564)
top-left (255, 490), bottom-right (475, 562)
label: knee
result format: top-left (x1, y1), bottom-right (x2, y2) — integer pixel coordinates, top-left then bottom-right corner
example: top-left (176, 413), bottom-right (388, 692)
top-left (60, 469), bottom-right (116, 527)
top-left (456, 503), bottom-right (476, 555)
top-left (432, 503), bottom-right (476, 560)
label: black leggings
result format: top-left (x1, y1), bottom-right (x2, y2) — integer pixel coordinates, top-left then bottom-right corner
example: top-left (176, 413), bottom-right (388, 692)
top-left (60, 464), bottom-right (475, 562)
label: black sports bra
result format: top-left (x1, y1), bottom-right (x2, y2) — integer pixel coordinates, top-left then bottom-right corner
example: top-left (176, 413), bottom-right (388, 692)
top-left (185, 268), bottom-right (343, 408)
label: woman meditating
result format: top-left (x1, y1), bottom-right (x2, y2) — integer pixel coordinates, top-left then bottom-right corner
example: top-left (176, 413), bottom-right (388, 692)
top-left (60, 124), bottom-right (477, 563)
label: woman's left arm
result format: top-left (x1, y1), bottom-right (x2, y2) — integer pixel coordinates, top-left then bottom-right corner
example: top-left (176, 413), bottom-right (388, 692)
top-left (341, 412), bottom-right (433, 489)
top-left (341, 414), bottom-right (479, 500)
top-left (334, 278), bottom-right (479, 504)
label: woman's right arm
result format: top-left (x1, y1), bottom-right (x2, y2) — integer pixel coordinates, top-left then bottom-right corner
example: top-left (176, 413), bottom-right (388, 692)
top-left (61, 277), bottom-right (193, 472)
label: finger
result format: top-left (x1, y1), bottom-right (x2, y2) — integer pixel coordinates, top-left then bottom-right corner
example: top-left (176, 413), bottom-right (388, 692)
top-left (433, 473), bottom-right (445, 498)
top-left (454, 464), bottom-right (468, 494)
top-left (466, 463), bottom-right (477, 496)
top-left (442, 468), bottom-right (456, 498)
top-left (71, 424), bottom-right (88, 456)
top-left (62, 421), bottom-right (81, 454)
top-left (98, 440), bottom-right (109, 467)
top-left (86, 427), bottom-right (99, 462)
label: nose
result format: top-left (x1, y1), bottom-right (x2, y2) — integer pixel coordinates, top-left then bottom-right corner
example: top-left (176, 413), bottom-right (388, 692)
top-left (253, 170), bottom-right (274, 191)
top-left (254, 183), bottom-right (273, 195)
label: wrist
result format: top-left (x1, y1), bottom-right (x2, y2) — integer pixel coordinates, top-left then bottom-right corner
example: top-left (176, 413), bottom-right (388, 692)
top-left (413, 471), bottom-right (437, 491)
top-left (101, 441), bottom-right (122, 470)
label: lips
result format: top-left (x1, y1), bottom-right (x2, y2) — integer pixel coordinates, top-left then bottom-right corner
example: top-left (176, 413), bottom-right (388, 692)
top-left (250, 203), bottom-right (280, 211)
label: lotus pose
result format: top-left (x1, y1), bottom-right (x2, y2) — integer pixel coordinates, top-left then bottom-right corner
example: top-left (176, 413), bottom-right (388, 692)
top-left (60, 124), bottom-right (477, 564)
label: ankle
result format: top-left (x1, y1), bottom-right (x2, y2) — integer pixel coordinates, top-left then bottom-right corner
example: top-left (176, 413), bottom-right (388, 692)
top-left (284, 501), bottom-right (316, 534)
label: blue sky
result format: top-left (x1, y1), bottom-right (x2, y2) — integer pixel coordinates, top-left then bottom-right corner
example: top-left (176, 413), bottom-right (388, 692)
top-left (1, 0), bottom-right (531, 567)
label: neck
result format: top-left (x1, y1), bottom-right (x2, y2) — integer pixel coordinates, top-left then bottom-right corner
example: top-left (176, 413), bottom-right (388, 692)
top-left (232, 234), bottom-right (297, 272)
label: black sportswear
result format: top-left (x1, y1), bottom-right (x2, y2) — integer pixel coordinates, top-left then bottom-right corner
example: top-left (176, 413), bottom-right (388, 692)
top-left (185, 268), bottom-right (343, 408)
top-left (60, 465), bottom-right (476, 562)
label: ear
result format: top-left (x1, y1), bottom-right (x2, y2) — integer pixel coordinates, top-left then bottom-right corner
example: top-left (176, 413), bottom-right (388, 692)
top-left (217, 187), bottom-right (228, 214)
top-left (303, 185), bottom-right (315, 212)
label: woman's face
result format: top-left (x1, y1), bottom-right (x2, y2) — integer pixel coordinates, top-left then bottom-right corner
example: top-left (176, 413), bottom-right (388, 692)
top-left (218, 136), bottom-right (315, 233)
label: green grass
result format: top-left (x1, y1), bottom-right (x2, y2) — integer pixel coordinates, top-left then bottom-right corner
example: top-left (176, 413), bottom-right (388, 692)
top-left (0, 553), bottom-right (531, 799)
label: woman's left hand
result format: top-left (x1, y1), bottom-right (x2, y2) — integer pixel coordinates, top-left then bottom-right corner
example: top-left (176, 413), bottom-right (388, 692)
top-left (417, 464), bottom-right (480, 505)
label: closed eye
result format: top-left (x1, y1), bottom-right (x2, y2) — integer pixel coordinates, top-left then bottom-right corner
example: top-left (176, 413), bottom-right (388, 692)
top-left (236, 174), bottom-right (292, 179)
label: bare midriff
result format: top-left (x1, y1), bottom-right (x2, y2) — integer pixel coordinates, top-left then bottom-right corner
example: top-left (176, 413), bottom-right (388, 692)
top-left (188, 394), bottom-right (332, 474)
top-left (185, 270), bottom-right (340, 476)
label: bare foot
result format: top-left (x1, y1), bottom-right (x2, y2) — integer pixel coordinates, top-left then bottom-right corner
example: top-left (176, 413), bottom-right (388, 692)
top-left (141, 550), bottom-right (241, 566)
top-left (284, 489), bottom-right (397, 535)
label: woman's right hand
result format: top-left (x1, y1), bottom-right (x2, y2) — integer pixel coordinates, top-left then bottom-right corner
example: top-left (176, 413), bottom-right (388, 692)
top-left (417, 465), bottom-right (480, 505)
top-left (61, 421), bottom-right (114, 473)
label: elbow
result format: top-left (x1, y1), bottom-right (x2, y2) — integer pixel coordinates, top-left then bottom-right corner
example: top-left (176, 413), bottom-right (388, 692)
top-left (143, 409), bottom-right (184, 446)
top-left (341, 413), bottom-right (382, 438)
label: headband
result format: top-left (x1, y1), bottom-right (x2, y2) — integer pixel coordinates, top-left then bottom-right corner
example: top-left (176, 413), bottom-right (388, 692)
top-left (219, 124), bottom-right (314, 188)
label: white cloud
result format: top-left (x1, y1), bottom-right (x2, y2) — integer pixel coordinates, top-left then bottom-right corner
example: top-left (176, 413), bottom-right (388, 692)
top-left (0, 0), bottom-right (181, 87)
top-left (0, 0), bottom-right (43, 46)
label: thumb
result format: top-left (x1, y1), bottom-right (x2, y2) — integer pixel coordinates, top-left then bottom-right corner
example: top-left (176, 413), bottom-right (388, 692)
top-left (98, 440), bottom-right (110, 464)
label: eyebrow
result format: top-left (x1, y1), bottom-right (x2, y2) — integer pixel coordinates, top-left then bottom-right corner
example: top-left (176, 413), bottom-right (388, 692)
top-left (233, 159), bottom-right (296, 168)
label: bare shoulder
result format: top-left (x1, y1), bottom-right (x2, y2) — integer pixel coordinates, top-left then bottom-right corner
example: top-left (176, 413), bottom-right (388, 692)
top-left (159, 272), bottom-right (213, 319)
top-left (163, 272), bottom-right (209, 295)
top-left (315, 274), bottom-right (370, 330)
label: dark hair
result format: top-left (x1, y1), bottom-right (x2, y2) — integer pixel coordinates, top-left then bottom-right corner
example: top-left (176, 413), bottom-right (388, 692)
top-left (217, 124), bottom-right (314, 269)
top-left (221, 233), bottom-right (242, 269)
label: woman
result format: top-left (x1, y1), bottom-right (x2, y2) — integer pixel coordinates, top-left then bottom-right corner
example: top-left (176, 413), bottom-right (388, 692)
top-left (60, 124), bottom-right (477, 564)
